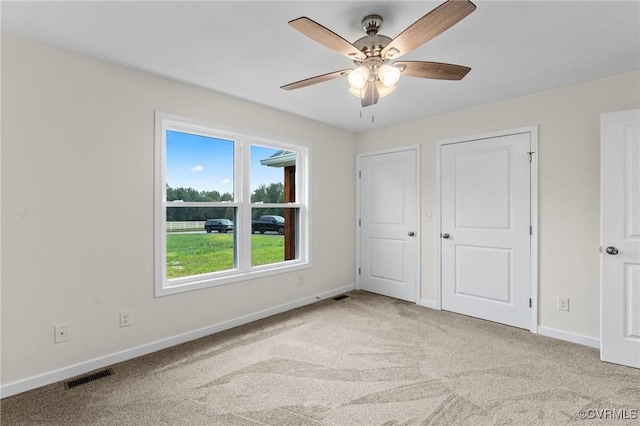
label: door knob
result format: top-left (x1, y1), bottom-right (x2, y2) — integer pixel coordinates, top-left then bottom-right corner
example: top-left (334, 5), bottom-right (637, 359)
top-left (441, 233), bottom-right (450, 239)
top-left (408, 231), bottom-right (415, 237)
top-left (606, 246), bottom-right (619, 255)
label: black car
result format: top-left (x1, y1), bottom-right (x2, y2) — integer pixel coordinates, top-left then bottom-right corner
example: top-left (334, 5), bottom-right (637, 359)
top-left (251, 215), bottom-right (285, 234)
top-left (204, 219), bottom-right (234, 233)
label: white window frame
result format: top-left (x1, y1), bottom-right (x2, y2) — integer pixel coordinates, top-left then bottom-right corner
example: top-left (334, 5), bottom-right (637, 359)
top-left (155, 112), bottom-right (310, 297)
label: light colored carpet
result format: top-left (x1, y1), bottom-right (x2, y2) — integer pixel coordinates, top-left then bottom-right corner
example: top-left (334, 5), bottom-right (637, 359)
top-left (2, 291), bottom-right (639, 425)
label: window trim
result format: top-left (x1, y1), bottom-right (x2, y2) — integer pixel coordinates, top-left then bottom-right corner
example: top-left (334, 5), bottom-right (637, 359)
top-left (155, 112), bottom-right (311, 297)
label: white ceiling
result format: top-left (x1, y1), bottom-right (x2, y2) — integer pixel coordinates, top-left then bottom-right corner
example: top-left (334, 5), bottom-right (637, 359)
top-left (2, 1), bottom-right (639, 133)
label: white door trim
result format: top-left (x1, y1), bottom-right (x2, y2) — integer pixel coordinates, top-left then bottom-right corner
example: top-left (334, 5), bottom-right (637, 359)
top-left (356, 145), bottom-right (421, 303)
top-left (435, 126), bottom-right (539, 333)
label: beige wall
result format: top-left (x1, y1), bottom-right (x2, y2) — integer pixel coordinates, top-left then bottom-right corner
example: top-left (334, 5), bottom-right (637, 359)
top-left (355, 70), bottom-right (640, 340)
top-left (1, 34), bottom-right (356, 386)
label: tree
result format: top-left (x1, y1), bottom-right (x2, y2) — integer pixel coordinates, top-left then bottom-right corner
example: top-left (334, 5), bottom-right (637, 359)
top-left (163, 183), bottom-right (288, 222)
top-left (251, 183), bottom-right (285, 219)
top-left (251, 183), bottom-right (284, 203)
top-left (165, 184), bottom-right (234, 221)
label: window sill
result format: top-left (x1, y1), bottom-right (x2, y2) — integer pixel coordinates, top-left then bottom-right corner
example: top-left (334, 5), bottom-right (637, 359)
top-left (155, 260), bottom-right (312, 297)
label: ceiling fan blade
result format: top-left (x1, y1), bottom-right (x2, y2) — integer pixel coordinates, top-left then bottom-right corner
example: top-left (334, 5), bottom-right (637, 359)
top-left (281, 69), bottom-right (351, 91)
top-left (394, 61), bottom-right (471, 80)
top-left (289, 17), bottom-right (364, 61)
top-left (381, 0), bottom-right (476, 60)
top-left (361, 81), bottom-right (379, 108)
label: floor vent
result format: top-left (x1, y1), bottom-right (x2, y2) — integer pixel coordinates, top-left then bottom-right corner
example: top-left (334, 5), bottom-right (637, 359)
top-left (333, 294), bottom-right (349, 301)
top-left (64, 368), bottom-right (113, 389)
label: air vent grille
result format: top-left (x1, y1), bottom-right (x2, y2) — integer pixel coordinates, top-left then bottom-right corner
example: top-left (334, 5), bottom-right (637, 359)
top-left (333, 294), bottom-right (349, 301)
top-left (64, 368), bottom-right (113, 389)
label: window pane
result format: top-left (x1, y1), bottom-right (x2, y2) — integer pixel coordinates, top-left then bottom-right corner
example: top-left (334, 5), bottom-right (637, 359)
top-left (251, 207), bottom-right (298, 266)
top-left (166, 131), bottom-right (234, 201)
top-left (166, 207), bottom-right (236, 279)
top-left (251, 145), bottom-right (296, 203)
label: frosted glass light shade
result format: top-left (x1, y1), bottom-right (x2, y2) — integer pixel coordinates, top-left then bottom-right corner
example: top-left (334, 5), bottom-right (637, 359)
top-left (376, 81), bottom-right (396, 97)
top-left (348, 87), bottom-right (362, 98)
top-left (378, 64), bottom-right (401, 88)
top-left (348, 66), bottom-right (370, 90)
top-left (348, 82), bottom-right (396, 99)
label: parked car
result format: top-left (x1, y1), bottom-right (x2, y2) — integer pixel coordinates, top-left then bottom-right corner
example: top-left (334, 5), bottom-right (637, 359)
top-left (251, 215), bottom-right (285, 234)
top-left (204, 219), bottom-right (234, 233)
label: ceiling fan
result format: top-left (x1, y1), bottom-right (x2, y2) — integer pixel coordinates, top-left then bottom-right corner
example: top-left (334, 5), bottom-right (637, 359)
top-left (281, 0), bottom-right (476, 108)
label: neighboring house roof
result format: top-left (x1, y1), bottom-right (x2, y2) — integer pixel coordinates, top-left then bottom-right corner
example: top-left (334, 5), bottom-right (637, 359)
top-left (260, 150), bottom-right (295, 168)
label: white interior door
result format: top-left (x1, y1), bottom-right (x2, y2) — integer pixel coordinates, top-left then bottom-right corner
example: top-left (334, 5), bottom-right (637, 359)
top-left (359, 149), bottom-right (418, 302)
top-left (441, 132), bottom-right (531, 329)
top-left (601, 109), bottom-right (640, 368)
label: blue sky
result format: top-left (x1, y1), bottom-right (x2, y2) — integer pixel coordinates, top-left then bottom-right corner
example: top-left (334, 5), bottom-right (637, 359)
top-left (166, 130), bottom-right (285, 195)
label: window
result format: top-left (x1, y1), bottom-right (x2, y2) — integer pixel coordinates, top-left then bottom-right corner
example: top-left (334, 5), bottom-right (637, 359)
top-left (155, 113), bottom-right (309, 296)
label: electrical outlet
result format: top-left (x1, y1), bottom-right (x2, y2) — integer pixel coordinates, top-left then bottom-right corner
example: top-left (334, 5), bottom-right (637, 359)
top-left (558, 297), bottom-right (570, 311)
top-left (54, 324), bottom-right (69, 343)
top-left (298, 276), bottom-right (304, 286)
top-left (120, 311), bottom-right (132, 328)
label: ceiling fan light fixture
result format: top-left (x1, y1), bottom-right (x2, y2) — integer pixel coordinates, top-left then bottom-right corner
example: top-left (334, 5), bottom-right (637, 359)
top-left (348, 66), bottom-right (370, 90)
top-left (378, 64), bottom-right (401, 88)
top-left (348, 86), bottom-right (362, 98)
top-left (376, 81), bottom-right (396, 97)
top-left (349, 82), bottom-right (395, 99)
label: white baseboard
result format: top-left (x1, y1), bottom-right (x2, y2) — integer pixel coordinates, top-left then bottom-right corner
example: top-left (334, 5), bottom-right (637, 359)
top-left (415, 301), bottom-right (599, 349)
top-left (537, 325), bottom-right (600, 349)
top-left (1, 284), bottom-right (356, 399)
top-left (418, 299), bottom-right (439, 310)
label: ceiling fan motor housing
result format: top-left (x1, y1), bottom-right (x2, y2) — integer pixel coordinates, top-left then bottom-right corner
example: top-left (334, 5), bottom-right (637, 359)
top-left (354, 14), bottom-right (392, 60)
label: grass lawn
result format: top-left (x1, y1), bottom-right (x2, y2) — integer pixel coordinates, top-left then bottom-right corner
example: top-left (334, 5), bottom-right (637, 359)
top-left (166, 233), bottom-right (285, 279)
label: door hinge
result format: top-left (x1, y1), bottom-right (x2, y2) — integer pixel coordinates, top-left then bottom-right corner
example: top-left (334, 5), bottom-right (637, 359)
top-left (358, 267), bottom-right (361, 275)
top-left (528, 152), bottom-right (535, 163)
top-left (529, 298), bottom-right (532, 308)
top-left (359, 219), bottom-right (361, 226)
top-left (530, 225), bottom-right (533, 235)
top-left (358, 171), bottom-right (361, 178)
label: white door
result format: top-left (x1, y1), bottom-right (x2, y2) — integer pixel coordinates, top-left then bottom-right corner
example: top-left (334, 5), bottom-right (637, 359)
top-left (441, 132), bottom-right (531, 329)
top-left (601, 109), bottom-right (640, 368)
top-left (359, 149), bottom-right (418, 302)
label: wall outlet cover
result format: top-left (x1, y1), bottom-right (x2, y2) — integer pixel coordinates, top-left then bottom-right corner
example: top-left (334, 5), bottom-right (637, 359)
top-left (54, 324), bottom-right (69, 343)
